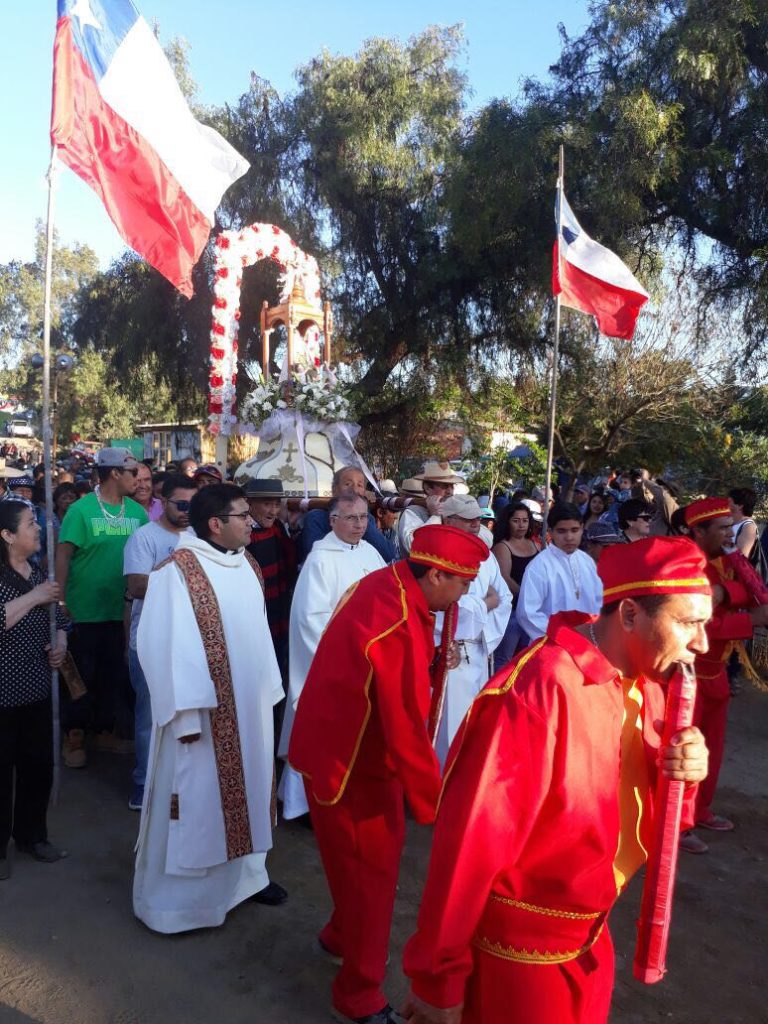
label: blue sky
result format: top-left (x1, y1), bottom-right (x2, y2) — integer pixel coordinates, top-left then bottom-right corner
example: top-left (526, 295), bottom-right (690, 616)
top-left (0, 0), bottom-right (589, 268)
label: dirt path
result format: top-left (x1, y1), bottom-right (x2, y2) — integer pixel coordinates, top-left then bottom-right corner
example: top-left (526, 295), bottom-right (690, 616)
top-left (1, 688), bottom-right (765, 1024)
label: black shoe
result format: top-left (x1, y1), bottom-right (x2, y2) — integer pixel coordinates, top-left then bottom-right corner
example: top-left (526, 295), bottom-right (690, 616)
top-left (332, 1005), bottom-right (400, 1024)
top-left (252, 881), bottom-right (288, 906)
top-left (15, 841), bottom-right (68, 863)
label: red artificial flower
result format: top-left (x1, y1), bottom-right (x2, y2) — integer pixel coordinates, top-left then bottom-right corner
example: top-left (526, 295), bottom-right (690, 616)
top-left (211, 323), bottom-right (226, 336)
top-left (272, 225), bottom-right (280, 235)
top-left (214, 297), bottom-right (228, 309)
top-left (256, 249), bottom-right (264, 259)
top-left (217, 267), bottom-right (229, 279)
top-left (211, 347), bottom-right (225, 360)
top-left (210, 373), bottom-right (224, 388)
top-left (271, 246), bottom-right (281, 259)
top-left (216, 236), bottom-right (231, 249)
top-left (209, 400), bottom-right (223, 413)
top-left (234, 310), bottom-right (241, 321)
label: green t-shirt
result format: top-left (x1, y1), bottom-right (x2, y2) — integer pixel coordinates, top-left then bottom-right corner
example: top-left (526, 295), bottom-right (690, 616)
top-left (59, 492), bottom-right (148, 622)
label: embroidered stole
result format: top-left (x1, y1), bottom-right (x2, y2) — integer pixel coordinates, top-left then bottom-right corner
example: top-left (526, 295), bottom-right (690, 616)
top-left (172, 548), bottom-right (265, 861)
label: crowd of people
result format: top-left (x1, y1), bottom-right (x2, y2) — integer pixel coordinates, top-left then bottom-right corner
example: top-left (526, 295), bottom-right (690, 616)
top-left (0, 446), bottom-right (765, 1024)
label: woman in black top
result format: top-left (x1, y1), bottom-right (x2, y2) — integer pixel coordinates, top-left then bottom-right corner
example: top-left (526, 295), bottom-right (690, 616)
top-left (491, 503), bottom-right (540, 670)
top-left (0, 500), bottom-right (68, 879)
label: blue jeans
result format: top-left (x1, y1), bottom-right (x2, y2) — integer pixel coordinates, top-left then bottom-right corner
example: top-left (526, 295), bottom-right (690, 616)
top-left (493, 609), bottom-right (530, 674)
top-left (128, 648), bottom-right (152, 788)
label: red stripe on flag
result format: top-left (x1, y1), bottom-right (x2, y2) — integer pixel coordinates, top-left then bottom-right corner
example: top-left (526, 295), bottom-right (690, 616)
top-left (51, 18), bottom-right (211, 297)
top-left (552, 242), bottom-right (647, 340)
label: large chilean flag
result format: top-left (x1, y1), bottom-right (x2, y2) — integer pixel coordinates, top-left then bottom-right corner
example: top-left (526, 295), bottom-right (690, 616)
top-left (552, 191), bottom-right (649, 340)
top-left (51, 0), bottom-right (250, 296)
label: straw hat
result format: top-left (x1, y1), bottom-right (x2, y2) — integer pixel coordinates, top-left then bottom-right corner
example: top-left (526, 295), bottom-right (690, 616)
top-left (399, 477), bottom-right (424, 496)
top-left (414, 461), bottom-right (464, 484)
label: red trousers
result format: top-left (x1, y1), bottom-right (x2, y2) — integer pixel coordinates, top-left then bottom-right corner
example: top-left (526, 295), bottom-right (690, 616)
top-left (693, 670), bottom-right (730, 820)
top-left (306, 771), bottom-right (405, 1018)
top-left (461, 925), bottom-right (614, 1024)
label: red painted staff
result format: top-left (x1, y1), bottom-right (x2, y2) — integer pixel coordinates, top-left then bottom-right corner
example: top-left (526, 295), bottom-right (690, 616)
top-left (633, 662), bottom-right (697, 983)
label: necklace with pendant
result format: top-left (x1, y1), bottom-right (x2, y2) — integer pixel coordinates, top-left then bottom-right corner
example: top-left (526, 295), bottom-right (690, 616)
top-left (567, 552), bottom-right (581, 599)
top-left (95, 485), bottom-right (126, 526)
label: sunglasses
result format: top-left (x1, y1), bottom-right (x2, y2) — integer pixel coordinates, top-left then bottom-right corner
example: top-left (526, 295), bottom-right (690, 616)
top-left (167, 498), bottom-right (192, 512)
top-left (120, 467), bottom-right (139, 477)
top-left (635, 513), bottom-right (652, 521)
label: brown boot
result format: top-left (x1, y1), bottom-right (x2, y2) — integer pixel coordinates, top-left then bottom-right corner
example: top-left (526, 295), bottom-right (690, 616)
top-left (63, 729), bottom-right (87, 768)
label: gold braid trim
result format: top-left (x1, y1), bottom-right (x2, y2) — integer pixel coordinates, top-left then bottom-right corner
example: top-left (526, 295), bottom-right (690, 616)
top-left (602, 576), bottom-right (709, 599)
top-left (489, 893), bottom-right (602, 921)
top-left (733, 640), bottom-right (768, 694)
top-left (686, 506), bottom-right (730, 526)
top-left (409, 550), bottom-right (479, 578)
top-left (474, 924), bottom-right (605, 965)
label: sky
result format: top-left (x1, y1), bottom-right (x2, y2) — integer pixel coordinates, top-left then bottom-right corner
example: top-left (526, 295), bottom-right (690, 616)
top-left (0, 0), bottom-right (590, 269)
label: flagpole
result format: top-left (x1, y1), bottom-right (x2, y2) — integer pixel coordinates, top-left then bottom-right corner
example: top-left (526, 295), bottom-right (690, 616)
top-left (42, 145), bottom-right (62, 803)
top-left (543, 144), bottom-right (564, 541)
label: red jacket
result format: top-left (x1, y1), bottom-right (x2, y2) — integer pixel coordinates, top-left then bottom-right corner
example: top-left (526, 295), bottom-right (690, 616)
top-left (404, 611), bottom-right (694, 1008)
top-left (288, 560), bottom-right (441, 824)
top-left (696, 552), bottom-right (756, 693)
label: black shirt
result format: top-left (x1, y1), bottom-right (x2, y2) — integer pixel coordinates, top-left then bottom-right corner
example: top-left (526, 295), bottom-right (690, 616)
top-left (0, 563), bottom-right (67, 707)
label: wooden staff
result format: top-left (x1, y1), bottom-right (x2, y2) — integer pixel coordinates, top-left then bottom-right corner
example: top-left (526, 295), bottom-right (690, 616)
top-left (428, 601), bottom-right (458, 745)
top-left (633, 662), bottom-right (697, 984)
top-left (284, 495), bottom-right (427, 513)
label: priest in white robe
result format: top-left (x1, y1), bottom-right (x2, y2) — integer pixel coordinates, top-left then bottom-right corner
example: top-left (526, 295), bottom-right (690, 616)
top-left (517, 501), bottom-right (603, 641)
top-left (278, 494), bottom-right (385, 818)
top-left (429, 496), bottom-right (513, 766)
top-left (134, 484), bottom-right (286, 934)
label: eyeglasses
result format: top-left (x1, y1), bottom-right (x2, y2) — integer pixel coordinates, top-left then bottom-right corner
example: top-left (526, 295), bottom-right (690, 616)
top-left (331, 514), bottom-right (368, 523)
top-left (121, 468), bottom-right (139, 477)
top-left (216, 511), bottom-right (251, 521)
top-left (635, 514), bottom-right (652, 521)
top-left (167, 499), bottom-right (192, 511)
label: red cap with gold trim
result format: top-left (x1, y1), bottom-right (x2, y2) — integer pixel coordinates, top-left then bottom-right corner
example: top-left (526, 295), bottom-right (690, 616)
top-left (684, 497), bottom-right (730, 528)
top-left (409, 524), bottom-right (489, 579)
top-left (598, 536), bottom-right (710, 602)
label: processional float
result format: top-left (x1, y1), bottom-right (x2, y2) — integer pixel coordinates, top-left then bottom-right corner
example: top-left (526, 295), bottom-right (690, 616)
top-left (207, 223), bottom-right (424, 514)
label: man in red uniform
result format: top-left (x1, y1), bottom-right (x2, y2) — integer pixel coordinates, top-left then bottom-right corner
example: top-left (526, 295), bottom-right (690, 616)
top-left (289, 524), bottom-right (489, 1024)
top-left (402, 536), bottom-right (711, 1024)
top-left (680, 498), bottom-right (768, 853)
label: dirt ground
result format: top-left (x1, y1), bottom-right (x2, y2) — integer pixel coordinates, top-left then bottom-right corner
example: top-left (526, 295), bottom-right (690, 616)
top-left (1, 687), bottom-right (765, 1024)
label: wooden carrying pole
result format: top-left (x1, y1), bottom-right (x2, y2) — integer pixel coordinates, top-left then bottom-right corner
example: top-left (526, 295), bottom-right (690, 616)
top-left (283, 495), bottom-right (427, 513)
top-left (543, 144), bottom-right (565, 539)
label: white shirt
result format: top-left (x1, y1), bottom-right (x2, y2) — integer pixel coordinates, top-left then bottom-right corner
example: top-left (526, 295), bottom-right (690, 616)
top-left (397, 504), bottom-right (429, 556)
top-left (516, 543), bottom-right (603, 640)
top-left (279, 532), bottom-right (385, 755)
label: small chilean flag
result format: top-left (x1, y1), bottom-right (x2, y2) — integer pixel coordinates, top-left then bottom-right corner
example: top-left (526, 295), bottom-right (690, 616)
top-left (552, 191), bottom-right (649, 340)
top-left (51, 0), bottom-right (250, 297)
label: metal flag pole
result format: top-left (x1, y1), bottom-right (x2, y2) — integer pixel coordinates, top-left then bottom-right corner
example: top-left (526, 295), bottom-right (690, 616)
top-left (543, 144), bottom-right (565, 542)
top-left (41, 145), bottom-right (62, 803)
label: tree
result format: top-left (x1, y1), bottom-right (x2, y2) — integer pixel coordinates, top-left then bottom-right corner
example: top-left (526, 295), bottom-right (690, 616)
top-left (0, 223), bottom-right (98, 367)
top-left (285, 27), bottom-right (471, 400)
top-left (521, 0), bottom-right (768, 349)
top-left (56, 346), bottom-right (182, 444)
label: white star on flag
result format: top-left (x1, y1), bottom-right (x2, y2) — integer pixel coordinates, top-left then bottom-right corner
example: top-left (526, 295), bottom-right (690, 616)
top-left (70, 0), bottom-right (101, 32)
